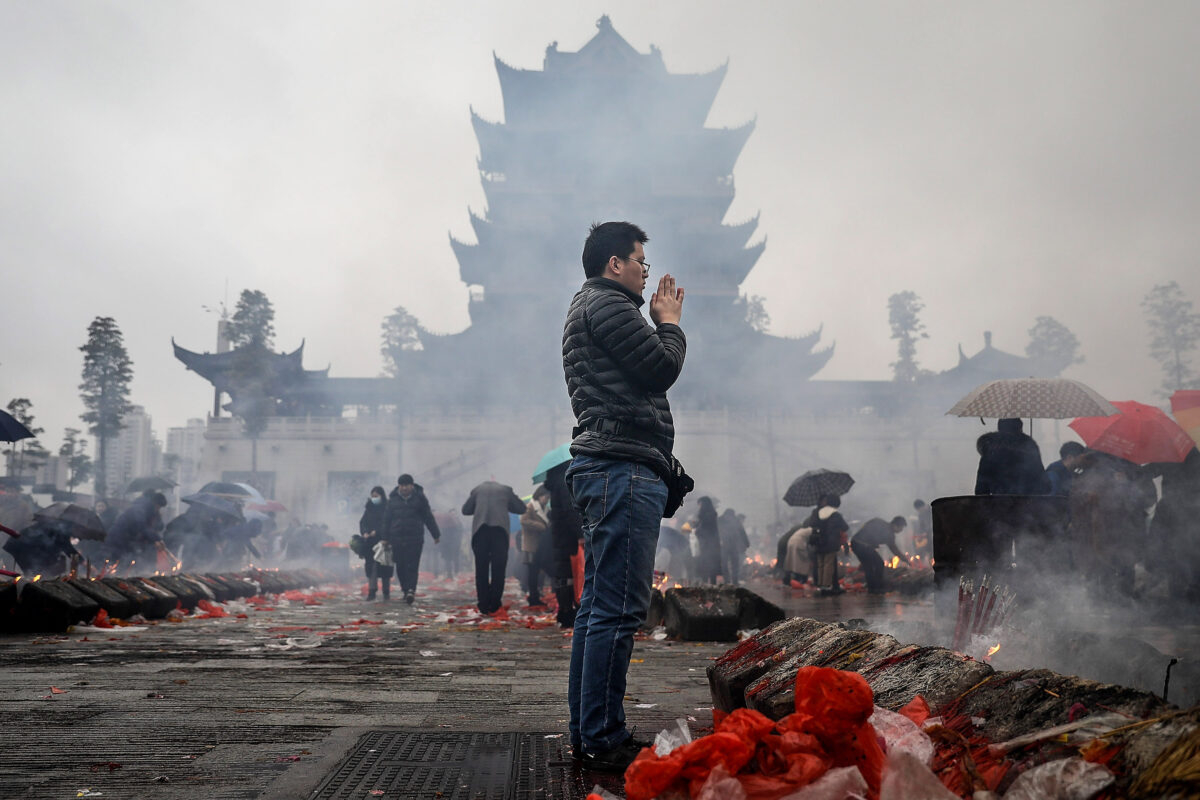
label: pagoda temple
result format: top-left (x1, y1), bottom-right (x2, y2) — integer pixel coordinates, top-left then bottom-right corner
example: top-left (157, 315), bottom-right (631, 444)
top-left (395, 15), bottom-right (832, 409)
top-left (170, 19), bottom-right (1064, 527)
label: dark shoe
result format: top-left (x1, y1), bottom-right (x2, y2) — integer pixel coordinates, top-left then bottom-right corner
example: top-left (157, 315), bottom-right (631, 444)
top-left (404, 592), bottom-right (415, 605)
top-left (581, 736), bottom-right (650, 773)
top-left (366, 592), bottom-right (376, 601)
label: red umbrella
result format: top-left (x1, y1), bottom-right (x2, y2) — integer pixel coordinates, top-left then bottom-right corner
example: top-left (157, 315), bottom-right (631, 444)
top-left (1170, 389), bottom-right (1200, 446)
top-left (1069, 400), bottom-right (1196, 464)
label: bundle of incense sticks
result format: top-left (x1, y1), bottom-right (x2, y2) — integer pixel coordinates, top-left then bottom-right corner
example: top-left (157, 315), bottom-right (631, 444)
top-left (953, 574), bottom-right (1015, 652)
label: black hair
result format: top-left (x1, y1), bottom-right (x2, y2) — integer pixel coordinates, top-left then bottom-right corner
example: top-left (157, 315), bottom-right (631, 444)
top-left (150, 492), bottom-right (167, 507)
top-left (369, 485), bottom-right (386, 498)
top-left (1060, 442), bottom-right (1086, 459)
top-left (890, 516), bottom-right (908, 528)
top-left (998, 418), bottom-right (1023, 434)
top-left (819, 494), bottom-right (841, 508)
top-left (581, 221), bottom-right (648, 279)
top-left (397, 474), bottom-right (414, 485)
top-left (913, 499), bottom-right (926, 509)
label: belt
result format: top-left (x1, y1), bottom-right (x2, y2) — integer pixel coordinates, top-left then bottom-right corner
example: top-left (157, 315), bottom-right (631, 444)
top-left (572, 418), bottom-right (671, 452)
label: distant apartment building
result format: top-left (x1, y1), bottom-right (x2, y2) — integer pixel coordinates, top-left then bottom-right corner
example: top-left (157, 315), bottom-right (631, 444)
top-left (166, 418), bottom-right (207, 494)
top-left (99, 405), bottom-right (162, 495)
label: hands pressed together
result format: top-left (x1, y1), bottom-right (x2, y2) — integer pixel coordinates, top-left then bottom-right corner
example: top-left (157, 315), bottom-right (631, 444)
top-left (649, 274), bottom-right (685, 325)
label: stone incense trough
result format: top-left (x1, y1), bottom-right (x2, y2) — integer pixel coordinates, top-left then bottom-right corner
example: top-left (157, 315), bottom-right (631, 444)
top-left (708, 616), bottom-right (1200, 797)
top-left (0, 568), bottom-right (334, 633)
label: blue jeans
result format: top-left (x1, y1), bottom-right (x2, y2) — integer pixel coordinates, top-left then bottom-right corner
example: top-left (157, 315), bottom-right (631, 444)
top-left (566, 455), bottom-right (667, 753)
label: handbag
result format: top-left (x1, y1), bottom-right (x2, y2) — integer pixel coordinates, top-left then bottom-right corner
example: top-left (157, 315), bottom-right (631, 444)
top-left (372, 541), bottom-right (394, 567)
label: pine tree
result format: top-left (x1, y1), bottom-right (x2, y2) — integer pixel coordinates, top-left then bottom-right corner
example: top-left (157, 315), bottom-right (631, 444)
top-left (1141, 282), bottom-right (1200, 395)
top-left (59, 428), bottom-right (93, 492)
top-left (79, 316), bottom-right (134, 498)
top-left (380, 305), bottom-right (425, 378)
top-left (227, 289), bottom-right (277, 474)
top-left (226, 289), bottom-right (275, 349)
top-left (1025, 316), bottom-right (1083, 374)
top-left (888, 291), bottom-right (928, 382)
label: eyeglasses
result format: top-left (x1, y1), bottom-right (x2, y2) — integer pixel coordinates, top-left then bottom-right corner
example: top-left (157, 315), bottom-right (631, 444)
top-left (622, 256), bottom-right (650, 275)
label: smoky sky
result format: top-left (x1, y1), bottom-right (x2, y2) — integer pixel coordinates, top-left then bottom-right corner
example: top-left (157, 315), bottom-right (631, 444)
top-left (2, 0), bottom-right (1200, 446)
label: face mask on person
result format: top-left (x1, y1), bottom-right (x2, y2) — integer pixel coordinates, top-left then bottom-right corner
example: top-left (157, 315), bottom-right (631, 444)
top-left (371, 496), bottom-right (383, 505)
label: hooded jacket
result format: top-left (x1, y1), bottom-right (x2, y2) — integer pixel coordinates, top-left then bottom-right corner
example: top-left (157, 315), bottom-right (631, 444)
top-left (382, 484), bottom-right (440, 543)
top-left (562, 276), bottom-right (686, 476)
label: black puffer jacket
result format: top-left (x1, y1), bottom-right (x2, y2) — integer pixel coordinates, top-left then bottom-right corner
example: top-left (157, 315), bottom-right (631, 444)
top-left (382, 484), bottom-right (441, 543)
top-left (562, 277), bottom-right (686, 474)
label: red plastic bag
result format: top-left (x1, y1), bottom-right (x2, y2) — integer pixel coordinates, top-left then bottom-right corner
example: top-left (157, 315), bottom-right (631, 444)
top-left (792, 667), bottom-right (884, 798)
top-left (897, 695), bottom-right (930, 727)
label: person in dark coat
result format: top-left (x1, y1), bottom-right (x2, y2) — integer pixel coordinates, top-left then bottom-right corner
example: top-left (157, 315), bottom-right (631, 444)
top-left (163, 505), bottom-right (223, 571)
top-left (382, 474), bottom-right (440, 604)
top-left (718, 508), bottom-right (751, 585)
top-left (359, 485), bottom-right (391, 600)
top-left (851, 516), bottom-right (910, 594)
top-left (974, 418), bottom-right (1051, 496)
top-left (1070, 451), bottom-right (1156, 596)
top-left (545, 462), bottom-right (584, 628)
top-left (1144, 446), bottom-right (1200, 602)
top-left (2, 520), bottom-right (79, 576)
top-left (462, 479), bottom-right (526, 615)
top-left (811, 494), bottom-right (849, 594)
top-left (1045, 442), bottom-right (1087, 497)
top-left (692, 497), bottom-right (722, 584)
top-left (105, 491), bottom-right (167, 568)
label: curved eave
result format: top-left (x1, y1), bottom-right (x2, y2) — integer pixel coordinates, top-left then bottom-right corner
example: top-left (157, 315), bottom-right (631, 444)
top-left (495, 55), bottom-right (538, 121)
top-left (471, 109), bottom-right (506, 172)
top-left (724, 213), bottom-right (760, 247)
top-left (726, 239), bottom-right (765, 285)
top-left (706, 119), bottom-right (755, 172)
top-left (670, 62), bottom-right (728, 120)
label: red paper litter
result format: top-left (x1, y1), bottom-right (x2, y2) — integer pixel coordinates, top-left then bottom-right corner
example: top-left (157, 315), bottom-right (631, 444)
top-left (898, 694), bottom-right (931, 726)
top-left (195, 599), bottom-right (229, 619)
top-left (625, 667), bottom-right (885, 800)
top-left (91, 609), bottom-right (115, 629)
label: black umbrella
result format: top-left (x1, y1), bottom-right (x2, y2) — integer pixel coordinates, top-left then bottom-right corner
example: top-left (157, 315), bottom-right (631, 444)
top-left (125, 476), bottom-right (177, 494)
top-left (181, 492), bottom-right (244, 520)
top-left (32, 502), bottom-right (107, 540)
top-left (783, 469), bottom-right (855, 507)
top-left (198, 481), bottom-right (253, 498)
top-left (0, 409), bottom-right (34, 444)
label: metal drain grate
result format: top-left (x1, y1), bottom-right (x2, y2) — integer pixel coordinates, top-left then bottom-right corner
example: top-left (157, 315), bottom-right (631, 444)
top-left (311, 731), bottom-right (625, 799)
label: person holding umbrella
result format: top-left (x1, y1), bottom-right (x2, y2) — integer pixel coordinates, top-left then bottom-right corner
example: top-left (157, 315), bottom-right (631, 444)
top-left (811, 494), bottom-right (849, 595)
top-left (2, 518), bottom-right (79, 576)
top-left (105, 491), bottom-right (168, 568)
top-left (974, 418), bottom-right (1050, 496)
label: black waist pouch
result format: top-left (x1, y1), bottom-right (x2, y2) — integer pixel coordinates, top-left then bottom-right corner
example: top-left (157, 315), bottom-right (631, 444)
top-left (659, 455), bottom-right (694, 519)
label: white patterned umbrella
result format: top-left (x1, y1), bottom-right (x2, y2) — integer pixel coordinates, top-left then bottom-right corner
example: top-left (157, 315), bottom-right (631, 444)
top-left (947, 378), bottom-right (1117, 420)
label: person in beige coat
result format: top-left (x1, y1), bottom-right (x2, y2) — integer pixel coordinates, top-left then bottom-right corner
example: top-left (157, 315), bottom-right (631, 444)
top-left (519, 485), bottom-right (551, 606)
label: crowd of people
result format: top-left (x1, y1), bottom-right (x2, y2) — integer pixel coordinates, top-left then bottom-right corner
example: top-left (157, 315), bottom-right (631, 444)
top-left (972, 417), bottom-right (1200, 600)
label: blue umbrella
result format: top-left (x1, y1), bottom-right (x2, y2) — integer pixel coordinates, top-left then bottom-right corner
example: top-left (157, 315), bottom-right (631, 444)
top-left (531, 442), bottom-right (573, 484)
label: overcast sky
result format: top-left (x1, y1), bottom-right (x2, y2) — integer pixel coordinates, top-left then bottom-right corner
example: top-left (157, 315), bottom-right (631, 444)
top-left (3, 1), bottom-right (1199, 447)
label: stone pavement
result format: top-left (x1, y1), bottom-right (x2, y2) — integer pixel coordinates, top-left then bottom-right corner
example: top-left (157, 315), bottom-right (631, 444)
top-left (0, 574), bottom-right (775, 800)
top-left (1, 572), bottom-right (1191, 799)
